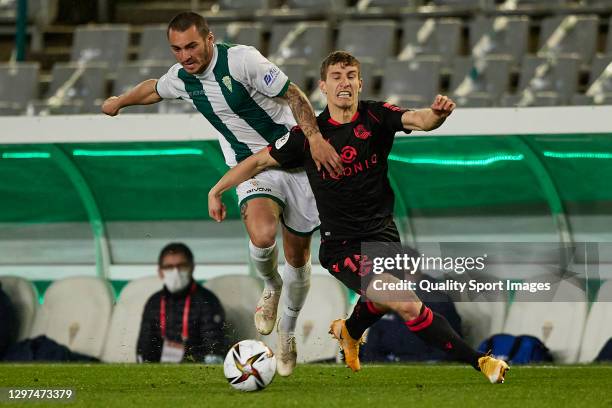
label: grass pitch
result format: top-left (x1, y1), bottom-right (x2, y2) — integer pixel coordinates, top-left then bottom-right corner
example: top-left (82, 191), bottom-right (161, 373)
top-left (1, 363), bottom-right (611, 407)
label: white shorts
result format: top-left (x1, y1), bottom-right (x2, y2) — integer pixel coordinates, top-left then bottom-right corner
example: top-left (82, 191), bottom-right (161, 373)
top-left (236, 168), bottom-right (320, 236)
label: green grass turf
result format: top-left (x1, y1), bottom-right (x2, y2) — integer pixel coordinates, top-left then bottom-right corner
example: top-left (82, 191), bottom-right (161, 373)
top-left (1, 363), bottom-right (611, 407)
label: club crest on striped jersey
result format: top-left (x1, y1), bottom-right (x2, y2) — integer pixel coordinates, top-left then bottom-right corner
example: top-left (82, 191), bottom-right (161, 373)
top-left (222, 76), bottom-right (233, 92)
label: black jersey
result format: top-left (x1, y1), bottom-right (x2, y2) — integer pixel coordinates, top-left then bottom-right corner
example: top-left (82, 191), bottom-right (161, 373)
top-left (269, 100), bottom-right (409, 241)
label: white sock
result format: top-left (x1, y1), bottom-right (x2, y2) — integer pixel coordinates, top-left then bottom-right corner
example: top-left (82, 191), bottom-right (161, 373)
top-left (249, 241), bottom-right (282, 291)
top-left (279, 259), bottom-right (312, 334)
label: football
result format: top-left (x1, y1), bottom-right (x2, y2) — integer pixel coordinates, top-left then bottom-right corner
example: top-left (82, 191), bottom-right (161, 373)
top-left (223, 339), bottom-right (277, 392)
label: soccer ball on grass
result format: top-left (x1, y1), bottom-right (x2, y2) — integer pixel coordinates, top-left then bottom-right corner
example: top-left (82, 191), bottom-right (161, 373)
top-left (223, 339), bottom-right (276, 392)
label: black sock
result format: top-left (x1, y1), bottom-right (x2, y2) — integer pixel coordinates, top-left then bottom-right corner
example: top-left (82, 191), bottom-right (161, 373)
top-left (405, 304), bottom-right (484, 370)
top-left (345, 296), bottom-right (384, 340)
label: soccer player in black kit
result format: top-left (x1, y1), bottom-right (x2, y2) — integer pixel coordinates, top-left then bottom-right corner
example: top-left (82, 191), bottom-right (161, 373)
top-left (208, 51), bottom-right (509, 383)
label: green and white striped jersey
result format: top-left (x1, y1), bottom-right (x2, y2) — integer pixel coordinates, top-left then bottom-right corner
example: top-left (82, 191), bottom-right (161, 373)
top-left (156, 43), bottom-right (295, 167)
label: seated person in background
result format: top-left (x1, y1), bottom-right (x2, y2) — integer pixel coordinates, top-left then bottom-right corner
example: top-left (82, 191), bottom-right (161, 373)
top-left (0, 282), bottom-right (18, 358)
top-left (362, 274), bottom-right (463, 363)
top-left (137, 243), bottom-right (227, 363)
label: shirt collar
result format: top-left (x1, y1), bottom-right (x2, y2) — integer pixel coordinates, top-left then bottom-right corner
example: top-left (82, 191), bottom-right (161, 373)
top-left (321, 101), bottom-right (362, 127)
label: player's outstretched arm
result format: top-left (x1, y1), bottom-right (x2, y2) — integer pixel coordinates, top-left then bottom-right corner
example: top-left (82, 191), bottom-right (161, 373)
top-left (281, 83), bottom-right (342, 174)
top-left (401, 94), bottom-right (456, 131)
top-left (101, 79), bottom-right (162, 116)
top-left (208, 149), bottom-right (280, 222)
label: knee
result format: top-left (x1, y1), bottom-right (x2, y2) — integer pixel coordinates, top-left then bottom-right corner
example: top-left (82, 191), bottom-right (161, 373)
top-left (284, 248), bottom-right (310, 268)
top-left (249, 224), bottom-right (277, 249)
top-left (283, 236), bottom-right (311, 268)
top-left (390, 301), bottom-right (422, 321)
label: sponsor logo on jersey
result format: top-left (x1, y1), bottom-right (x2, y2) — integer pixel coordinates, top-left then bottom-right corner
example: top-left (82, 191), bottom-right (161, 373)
top-left (188, 89), bottom-right (207, 97)
top-left (222, 76), bottom-right (233, 92)
top-left (340, 146), bottom-right (358, 164)
top-left (263, 67), bottom-right (280, 87)
top-left (321, 152), bottom-right (379, 180)
top-left (353, 124), bottom-right (372, 140)
top-left (275, 134), bottom-right (290, 149)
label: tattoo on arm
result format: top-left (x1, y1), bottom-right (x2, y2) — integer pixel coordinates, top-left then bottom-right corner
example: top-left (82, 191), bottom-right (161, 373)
top-left (282, 84), bottom-right (320, 139)
top-left (240, 201), bottom-right (248, 221)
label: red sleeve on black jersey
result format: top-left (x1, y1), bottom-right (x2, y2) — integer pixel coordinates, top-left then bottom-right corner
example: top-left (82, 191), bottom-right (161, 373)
top-left (367, 101), bottom-right (411, 135)
top-left (268, 127), bottom-right (307, 169)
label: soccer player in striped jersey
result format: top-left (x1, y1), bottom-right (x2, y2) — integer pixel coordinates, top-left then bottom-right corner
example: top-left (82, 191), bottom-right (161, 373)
top-left (101, 12), bottom-right (343, 376)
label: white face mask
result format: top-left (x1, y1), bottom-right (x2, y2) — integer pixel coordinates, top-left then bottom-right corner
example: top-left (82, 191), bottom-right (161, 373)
top-left (162, 268), bottom-right (192, 293)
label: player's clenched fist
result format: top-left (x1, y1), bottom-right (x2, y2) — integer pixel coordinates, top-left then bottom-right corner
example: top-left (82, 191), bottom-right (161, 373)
top-left (101, 96), bottom-right (121, 116)
top-left (430, 94), bottom-right (456, 119)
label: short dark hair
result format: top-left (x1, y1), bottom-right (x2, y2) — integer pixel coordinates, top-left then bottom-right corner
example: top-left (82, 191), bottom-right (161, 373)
top-left (320, 51), bottom-right (361, 81)
top-left (158, 242), bottom-right (194, 267)
top-left (167, 11), bottom-right (210, 39)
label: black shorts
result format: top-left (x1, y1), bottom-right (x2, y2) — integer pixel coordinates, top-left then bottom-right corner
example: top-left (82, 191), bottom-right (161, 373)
top-left (319, 221), bottom-right (416, 295)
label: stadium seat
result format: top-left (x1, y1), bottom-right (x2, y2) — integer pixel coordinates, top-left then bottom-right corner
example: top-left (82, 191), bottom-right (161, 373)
top-left (503, 0), bottom-right (570, 7)
top-left (286, 0), bottom-right (346, 10)
top-left (43, 62), bottom-right (108, 114)
top-left (578, 280), bottom-right (612, 362)
top-left (583, 0), bottom-right (612, 5)
top-left (468, 16), bottom-right (529, 64)
top-left (269, 22), bottom-right (329, 69)
top-left (30, 276), bottom-right (114, 358)
top-left (101, 276), bottom-right (162, 363)
top-left (337, 20), bottom-right (397, 62)
top-left (425, 0), bottom-right (486, 8)
top-left (139, 25), bottom-right (174, 62)
top-left (509, 54), bottom-right (581, 105)
top-left (586, 54), bottom-right (612, 90)
top-left (71, 25), bottom-right (130, 68)
top-left (216, 0), bottom-right (267, 10)
top-left (265, 274), bottom-right (347, 363)
top-left (112, 62), bottom-right (171, 114)
top-left (0, 62), bottom-right (39, 115)
top-left (358, 0), bottom-right (417, 9)
top-left (388, 95), bottom-right (430, 108)
top-left (0, 276), bottom-right (38, 341)
top-left (0, 0), bottom-right (58, 25)
top-left (608, 17), bottom-right (612, 54)
top-left (571, 93), bottom-right (592, 106)
top-left (538, 15), bottom-right (599, 63)
top-left (278, 60), bottom-right (309, 93)
top-left (209, 22), bottom-right (263, 50)
top-left (204, 275), bottom-right (263, 345)
top-left (503, 278), bottom-right (587, 363)
top-left (450, 55), bottom-right (512, 103)
top-left (358, 58), bottom-right (377, 100)
top-left (113, 62), bottom-right (170, 96)
top-left (453, 93), bottom-right (494, 107)
top-left (400, 18), bottom-right (461, 67)
top-left (501, 92), bottom-right (560, 107)
top-left (573, 54), bottom-right (612, 105)
top-left (381, 57), bottom-right (441, 107)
